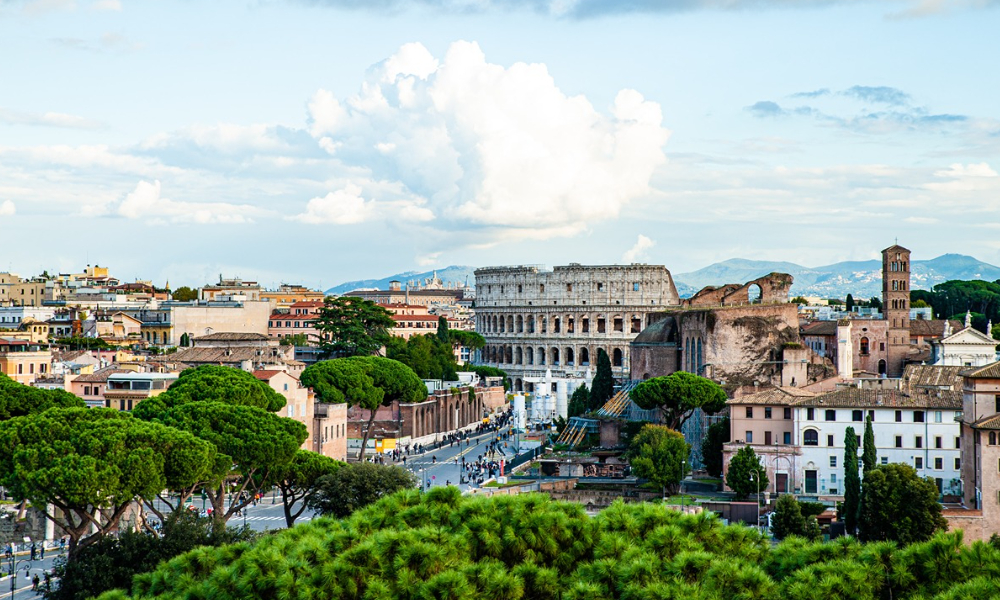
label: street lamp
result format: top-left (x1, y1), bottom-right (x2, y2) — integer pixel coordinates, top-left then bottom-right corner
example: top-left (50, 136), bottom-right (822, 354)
top-left (7, 554), bottom-right (32, 600)
top-left (749, 471), bottom-right (763, 534)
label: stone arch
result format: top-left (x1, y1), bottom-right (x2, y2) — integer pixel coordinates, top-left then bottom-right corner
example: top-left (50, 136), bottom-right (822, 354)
top-left (554, 317), bottom-right (561, 333)
top-left (551, 347), bottom-right (560, 365)
top-left (528, 315), bottom-right (535, 333)
top-left (516, 315), bottom-right (523, 333)
top-left (538, 346), bottom-right (546, 365)
top-left (878, 359), bottom-right (887, 376)
top-left (612, 347), bottom-right (623, 367)
top-left (499, 316), bottom-right (505, 333)
top-left (860, 337), bottom-right (870, 356)
top-left (748, 283), bottom-right (762, 304)
top-left (696, 338), bottom-right (703, 374)
top-left (565, 347), bottom-right (574, 365)
top-left (580, 347), bottom-right (590, 365)
top-left (567, 316), bottom-right (575, 333)
top-left (507, 315), bottom-right (514, 332)
top-left (515, 346), bottom-right (523, 364)
top-left (526, 347), bottom-right (534, 365)
top-left (515, 378), bottom-right (523, 391)
top-left (505, 346), bottom-right (513, 364)
top-left (541, 317), bottom-right (548, 333)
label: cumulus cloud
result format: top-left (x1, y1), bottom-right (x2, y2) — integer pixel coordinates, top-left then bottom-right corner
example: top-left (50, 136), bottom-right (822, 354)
top-left (116, 180), bottom-right (260, 224)
top-left (291, 183), bottom-right (435, 225)
top-left (305, 41), bottom-right (669, 240)
top-left (0, 200), bottom-right (15, 216)
top-left (623, 234), bottom-right (655, 263)
top-left (90, 0), bottom-right (120, 10)
top-left (0, 107), bottom-right (103, 129)
top-left (843, 85), bottom-right (911, 106)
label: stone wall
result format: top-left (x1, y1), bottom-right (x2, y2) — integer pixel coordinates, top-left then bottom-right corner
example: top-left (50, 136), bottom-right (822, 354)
top-left (683, 273), bottom-right (793, 308)
top-left (346, 387), bottom-right (502, 442)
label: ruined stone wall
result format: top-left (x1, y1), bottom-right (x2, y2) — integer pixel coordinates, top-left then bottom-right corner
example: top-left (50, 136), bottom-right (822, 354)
top-left (474, 264), bottom-right (681, 389)
top-left (683, 273), bottom-right (793, 308)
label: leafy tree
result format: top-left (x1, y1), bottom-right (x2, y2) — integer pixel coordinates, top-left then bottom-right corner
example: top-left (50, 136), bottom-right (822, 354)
top-left (858, 463), bottom-right (948, 544)
top-left (46, 510), bottom-right (257, 600)
top-left (307, 462), bottom-right (417, 518)
top-left (313, 296), bottom-right (394, 358)
top-left (844, 426), bottom-right (861, 535)
top-left (386, 333), bottom-right (458, 380)
top-left (911, 299), bottom-right (930, 308)
top-left (790, 296), bottom-right (809, 305)
top-left (463, 364), bottom-right (511, 390)
top-left (436, 315), bottom-right (450, 344)
top-left (53, 336), bottom-right (117, 351)
top-left (772, 494), bottom-right (807, 540)
top-left (275, 450), bottom-right (344, 527)
top-left (149, 402), bottom-right (307, 530)
top-left (0, 408), bottom-right (217, 558)
top-left (726, 445), bottom-right (768, 501)
top-left (450, 329), bottom-right (486, 351)
top-left (701, 416), bottom-right (730, 478)
top-left (862, 415), bottom-right (877, 475)
top-left (179, 333), bottom-right (190, 347)
top-left (0, 372), bottom-right (85, 420)
top-left (869, 296), bottom-right (882, 311)
top-left (279, 333), bottom-right (310, 346)
top-left (568, 384), bottom-right (589, 418)
top-left (170, 286), bottom-right (198, 302)
top-left (630, 372), bottom-right (727, 430)
top-left (589, 349), bottom-right (614, 410)
top-left (132, 364), bottom-right (286, 420)
top-left (626, 425), bottom-right (690, 495)
top-left (846, 293), bottom-right (855, 312)
top-left (302, 357), bottom-right (425, 460)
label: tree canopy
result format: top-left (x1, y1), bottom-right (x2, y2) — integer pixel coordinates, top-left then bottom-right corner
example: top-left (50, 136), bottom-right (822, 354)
top-left (0, 407), bottom-right (217, 557)
top-left (589, 348), bottom-right (614, 410)
top-left (630, 372), bottom-right (728, 430)
top-left (170, 286), bottom-right (198, 302)
top-left (275, 449), bottom-right (344, 527)
top-left (626, 424), bottom-right (690, 495)
top-left (843, 426), bottom-right (861, 536)
top-left (858, 463), bottom-right (948, 544)
top-left (385, 333), bottom-right (458, 381)
top-left (92, 489), bottom-right (1000, 600)
top-left (306, 462), bottom-right (417, 519)
top-left (313, 296), bottom-right (395, 358)
top-left (862, 416), bottom-right (877, 475)
top-left (132, 365), bottom-right (286, 420)
top-left (911, 279), bottom-right (1000, 333)
top-left (726, 445), bottom-right (769, 501)
top-left (568, 383), bottom-right (589, 418)
top-left (301, 357), bottom-right (425, 459)
top-left (701, 416), bottom-right (730, 478)
top-left (771, 494), bottom-right (806, 541)
top-left (0, 372), bottom-right (85, 420)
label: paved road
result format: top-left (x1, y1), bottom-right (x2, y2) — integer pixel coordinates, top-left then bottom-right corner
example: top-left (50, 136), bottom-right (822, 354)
top-left (3, 545), bottom-right (64, 600)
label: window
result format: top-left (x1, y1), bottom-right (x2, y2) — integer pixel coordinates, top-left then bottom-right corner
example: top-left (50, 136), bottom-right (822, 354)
top-left (895, 435), bottom-right (903, 448)
top-left (852, 410), bottom-right (863, 422)
top-left (807, 408), bottom-right (815, 421)
top-left (830, 456), bottom-right (837, 467)
top-left (825, 409), bottom-right (836, 421)
top-left (955, 457), bottom-right (961, 470)
top-left (881, 457), bottom-right (889, 465)
top-left (784, 407), bottom-right (792, 420)
top-left (805, 470), bottom-right (817, 494)
top-left (935, 436), bottom-right (942, 449)
top-left (633, 283), bottom-right (640, 291)
top-left (831, 473), bottom-right (837, 483)
top-left (783, 432), bottom-right (791, 444)
top-left (827, 434), bottom-right (835, 447)
top-left (860, 337), bottom-right (870, 355)
top-left (746, 431), bottom-right (753, 443)
top-left (596, 283), bottom-right (602, 291)
top-left (934, 411), bottom-right (942, 423)
top-left (566, 283), bottom-right (572, 292)
top-left (804, 430), bottom-right (819, 446)
top-left (956, 437), bottom-right (961, 449)
top-left (765, 407), bottom-right (772, 419)
top-left (991, 432), bottom-right (998, 445)
top-left (915, 457), bottom-right (923, 469)
top-left (996, 394), bottom-right (1000, 414)
top-left (935, 457), bottom-right (943, 470)
top-left (746, 407), bottom-right (754, 418)
top-left (914, 410), bottom-right (925, 423)
top-left (868, 410), bottom-right (875, 422)
top-left (916, 436), bottom-right (923, 449)
top-left (895, 410), bottom-right (902, 423)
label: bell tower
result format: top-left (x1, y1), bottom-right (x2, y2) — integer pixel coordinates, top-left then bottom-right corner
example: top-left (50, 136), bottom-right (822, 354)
top-left (882, 244), bottom-right (911, 377)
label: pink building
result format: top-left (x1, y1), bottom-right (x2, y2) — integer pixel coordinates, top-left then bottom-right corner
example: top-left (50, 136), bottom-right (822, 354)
top-left (268, 300), bottom-right (324, 344)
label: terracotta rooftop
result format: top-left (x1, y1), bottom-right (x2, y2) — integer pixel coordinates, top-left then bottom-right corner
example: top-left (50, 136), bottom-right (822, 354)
top-left (901, 364), bottom-right (964, 393)
top-left (970, 414), bottom-right (1000, 430)
top-left (909, 319), bottom-right (962, 338)
top-left (961, 362), bottom-right (1000, 379)
top-left (729, 386), bottom-right (816, 406)
top-left (804, 387), bottom-right (962, 409)
top-left (254, 369), bottom-right (296, 381)
top-left (170, 346), bottom-right (289, 364)
top-left (73, 367), bottom-right (129, 383)
top-left (193, 332), bottom-right (270, 341)
top-left (801, 321), bottom-right (839, 336)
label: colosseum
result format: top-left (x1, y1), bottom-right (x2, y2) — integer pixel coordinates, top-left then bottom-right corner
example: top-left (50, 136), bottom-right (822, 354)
top-left (474, 264), bottom-right (681, 391)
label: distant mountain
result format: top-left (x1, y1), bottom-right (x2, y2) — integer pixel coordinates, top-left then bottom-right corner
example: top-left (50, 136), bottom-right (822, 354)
top-left (326, 266), bottom-right (476, 295)
top-left (327, 254), bottom-right (1000, 301)
top-left (674, 254), bottom-right (1000, 299)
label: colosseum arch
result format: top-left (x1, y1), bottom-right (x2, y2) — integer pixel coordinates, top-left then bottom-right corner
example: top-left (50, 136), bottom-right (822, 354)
top-left (526, 347), bottom-right (534, 365)
top-left (554, 317), bottom-right (561, 333)
top-left (551, 347), bottom-right (560, 365)
top-left (580, 347), bottom-right (590, 365)
top-left (538, 346), bottom-right (546, 365)
top-left (527, 315), bottom-right (535, 333)
top-left (506, 315), bottom-right (514, 332)
top-left (565, 347), bottom-right (574, 365)
top-left (516, 315), bottom-right (523, 333)
top-left (515, 347), bottom-right (523, 364)
top-left (612, 347), bottom-right (623, 367)
top-left (498, 316), bottom-right (504, 333)
top-left (541, 317), bottom-right (548, 333)
top-left (505, 346), bottom-right (513, 363)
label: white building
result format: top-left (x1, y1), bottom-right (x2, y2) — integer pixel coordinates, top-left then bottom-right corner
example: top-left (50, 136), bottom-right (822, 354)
top-left (931, 315), bottom-right (998, 368)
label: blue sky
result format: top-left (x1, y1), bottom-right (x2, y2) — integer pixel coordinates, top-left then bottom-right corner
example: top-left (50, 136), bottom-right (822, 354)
top-left (1, 0), bottom-right (999, 289)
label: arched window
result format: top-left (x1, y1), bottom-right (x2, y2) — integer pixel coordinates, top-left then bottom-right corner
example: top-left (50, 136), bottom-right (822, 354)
top-left (527, 316), bottom-right (535, 333)
top-left (804, 429), bottom-right (819, 446)
top-left (612, 348), bottom-right (623, 367)
top-left (516, 315), bottom-right (523, 333)
top-left (515, 347), bottom-right (522, 364)
top-left (748, 284), bottom-right (762, 304)
top-left (565, 347), bottom-right (574, 365)
top-left (538, 347), bottom-right (546, 365)
top-left (554, 317), bottom-right (561, 333)
top-left (580, 347), bottom-right (590, 365)
top-left (499, 317), bottom-right (505, 333)
top-left (860, 337), bottom-right (870, 356)
top-left (551, 347), bottom-right (560, 365)
top-left (526, 347), bottom-right (534, 365)
top-left (878, 359), bottom-right (887, 376)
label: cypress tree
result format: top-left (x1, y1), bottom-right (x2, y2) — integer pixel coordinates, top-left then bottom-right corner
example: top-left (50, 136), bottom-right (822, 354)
top-left (862, 415), bottom-right (877, 475)
top-left (589, 349), bottom-right (614, 410)
top-left (844, 426), bottom-right (861, 535)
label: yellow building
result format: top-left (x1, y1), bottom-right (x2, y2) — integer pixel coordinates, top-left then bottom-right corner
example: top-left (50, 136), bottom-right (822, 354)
top-left (0, 337), bottom-right (53, 384)
top-left (261, 285), bottom-right (326, 310)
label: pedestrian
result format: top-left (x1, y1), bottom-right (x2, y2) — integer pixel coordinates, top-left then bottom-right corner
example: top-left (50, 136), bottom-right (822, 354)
top-left (40, 543), bottom-right (45, 559)
top-left (32, 574), bottom-right (40, 591)
top-left (30, 542), bottom-right (36, 560)
top-left (44, 572), bottom-right (52, 592)
top-left (59, 538), bottom-right (66, 553)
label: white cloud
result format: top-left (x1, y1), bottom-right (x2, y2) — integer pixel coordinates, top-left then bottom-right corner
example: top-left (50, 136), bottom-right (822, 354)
top-left (22, 0), bottom-right (75, 15)
top-left (307, 41), bottom-right (669, 241)
top-left (91, 0), bottom-right (121, 10)
top-left (934, 162), bottom-right (998, 178)
top-left (0, 107), bottom-right (103, 129)
top-left (117, 180), bottom-right (259, 224)
top-left (622, 234), bottom-right (655, 263)
top-left (291, 183), bottom-right (435, 225)
top-left (0, 200), bottom-right (15, 216)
